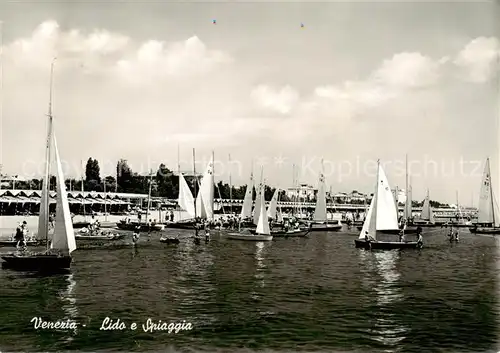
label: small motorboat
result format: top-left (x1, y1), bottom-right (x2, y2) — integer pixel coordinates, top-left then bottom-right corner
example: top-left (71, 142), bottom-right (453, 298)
top-left (75, 228), bottom-right (125, 241)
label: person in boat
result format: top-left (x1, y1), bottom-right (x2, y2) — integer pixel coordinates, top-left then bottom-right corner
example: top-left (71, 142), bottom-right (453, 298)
top-left (132, 225), bottom-right (140, 244)
top-left (364, 231), bottom-right (376, 242)
top-left (15, 222), bottom-right (27, 250)
top-left (49, 213), bottom-right (55, 229)
top-left (205, 225), bottom-right (210, 242)
top-left (417, 233), bottom-right (423, 247)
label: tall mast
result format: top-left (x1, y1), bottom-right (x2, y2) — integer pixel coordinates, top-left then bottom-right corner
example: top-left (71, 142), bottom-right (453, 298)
top-left (103, 178), bottom-right (108, 222)
top-left (427, 189), bottom-right (430, 220)
top-left (292, 163), bottom-right (296, 216)
top-left (145, 169), bottom-right (153, 225)
top-left (80, 160), bottom-right (86, 220)
top-left (44, 58), bottom-right (56, 251)
top-left (212, 150), bottom-right (215, 217)
top-left (192, 148), bottom-right (198, 236)
top-left (228, 154), bottom-right (233, 215)
top-left (374, 159), bottom-right (380, 230)
top-left (488, 158), bottom-right (496, 225)
top-left (405, 154), bottom-right (409, 220)
top-left (177, 144), bottom-right (181, 221)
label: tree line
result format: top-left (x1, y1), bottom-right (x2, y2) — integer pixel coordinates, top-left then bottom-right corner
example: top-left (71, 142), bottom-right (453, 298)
top-left (0, 158), bottom-right (449, 207)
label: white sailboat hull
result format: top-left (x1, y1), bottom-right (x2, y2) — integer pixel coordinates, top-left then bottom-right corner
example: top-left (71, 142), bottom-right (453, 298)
top-left (227, 233), bottom-right (273, 241)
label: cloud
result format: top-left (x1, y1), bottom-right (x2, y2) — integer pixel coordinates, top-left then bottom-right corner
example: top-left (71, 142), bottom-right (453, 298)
top-left (2, 20), bottom-right (231, 81)
top-left (453, 36), bottom-right (500, 83)
top-left (250, 85), bottom-right (300, 115)
top-left (371, 52), bottom-right (443, 88)
top-left (246, 37), bottom-right (496, 147)
top-left (115, 36), bottom-right (232, 83)
top-left (4, 20), bottom-right (130, 71)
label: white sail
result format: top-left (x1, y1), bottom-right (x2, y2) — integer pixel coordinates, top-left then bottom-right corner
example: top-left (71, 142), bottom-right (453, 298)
top-left (178, 173), bottom-right (196, 218)
top-left (240, 172), bottom-right (254, 219)
top-left (420, 190), bottom-right (434, 222)
top-left (195, 157), bottom-right (214, 220)
top-left (267, 188), bottom-right (279, 219)
top-left (313, 172), bottom-right (327, 221)
top-left (255, 185), bottom-right (270, 235)
top-left (477, 158), bottom-right (495, 224)
top-left (253, 183), bottom-right (263, 225)
top-left (37, 116), bottom-right (53, 241)
top-left (376, 164), bottom-right (399, 230)
top-left (51, 133), bottom-right (76, 254)
top-left (359, 193), bottom-right (377, 239)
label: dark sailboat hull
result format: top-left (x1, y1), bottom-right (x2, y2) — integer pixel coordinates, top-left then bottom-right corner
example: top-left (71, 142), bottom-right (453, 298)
top-left (307, 221), bottom-right (342, 232)
top-left (354, 239), bottom-right (422, 250)
top-left (469, 227), bottom-right (500, 234)
top-left (116, 221), bottom-right (160, 231)
top-left (1, 253), bottom-right (72, 271)
top-left (355, 227), bottom-right (418, 234)
top-left (159, 237), bottom-right (180, 244)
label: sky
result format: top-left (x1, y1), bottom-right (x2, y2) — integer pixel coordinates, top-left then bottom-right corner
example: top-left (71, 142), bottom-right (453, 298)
top-left (0, 1), bottom-right (499, 205)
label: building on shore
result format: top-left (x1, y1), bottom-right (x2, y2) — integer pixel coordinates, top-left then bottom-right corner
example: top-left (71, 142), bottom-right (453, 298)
top-left (0, 189), bottom-right (142, 216)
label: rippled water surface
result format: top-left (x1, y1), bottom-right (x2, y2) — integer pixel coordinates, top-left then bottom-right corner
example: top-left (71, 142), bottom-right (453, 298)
top-left (0, 228), bottom-right (499, 352)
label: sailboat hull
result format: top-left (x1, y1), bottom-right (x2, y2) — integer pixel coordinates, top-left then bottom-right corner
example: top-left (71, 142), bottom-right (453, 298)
top-left (227, 233), bottom-right (273, 241)
top-left (159, 237), bottom-right (180, 244)
top-left (75, 233), bottom-right (125, 241)
top-left (1, 253), bottom-right (72, 271)
top-left (469, 227), bottom-right (500, 234)
top-left (249, 228), bottom-right (309, 237)
top-left (354, 239), bottom-right (422, 250)
top-left (163, 219), bottom-right (199, 230)
top-left (116, 221), bottom-right (162, 231)
top-left (307, 221), bottom-right (342, 232)
top-left (355, 227), bottom-right (418, 234)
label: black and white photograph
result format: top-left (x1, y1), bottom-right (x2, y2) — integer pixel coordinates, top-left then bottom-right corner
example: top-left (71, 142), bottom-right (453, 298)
top-left (0, 1), bottom-right (499, 352)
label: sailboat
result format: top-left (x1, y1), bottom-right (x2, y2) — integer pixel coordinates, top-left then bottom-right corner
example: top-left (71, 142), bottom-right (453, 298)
top-left (307, 161), bottom-right (342, 232)
top-left (1, 62), bottom-right (78, 270)
top-left (237, 170), bottom-right (258, 229)
top-left (228, 171), bottom-right (273, 241)
top-left (362, 155), bottom-right (418, 234)
top-left (250, 186), bottom-right (310, 237)
top-left (469, 158), bottom-right (500, 234)
top-left (413, 189), bottom-right (436, 226)
top-left (400, 155), bottom-right (418, 234)
top-left (354, 161), bottom-right (422, 250)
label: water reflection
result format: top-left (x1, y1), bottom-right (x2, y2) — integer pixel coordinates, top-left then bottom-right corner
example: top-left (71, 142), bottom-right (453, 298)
top-left (58, 273), bottom-right (79, 341)
top-left (371, 251), bottom-right (408, 349)
top-left (175, 237), bottom-right (216, 327)
top-left (358, 249), bottom-right (377, 292)
top-left (254, 241), bottom-right (266, 288)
